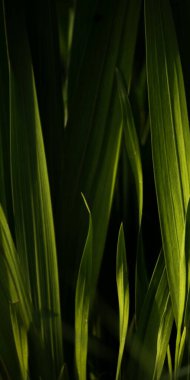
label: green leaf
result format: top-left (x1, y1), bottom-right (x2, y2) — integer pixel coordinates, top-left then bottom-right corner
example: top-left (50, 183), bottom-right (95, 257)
top-left (75, 195), bottom-right (93, 380)
top-left (128, 253), bottom-right (173, 379)
top-left (5, 4), bottom-right (63, 377)
top-left (116, 224), bottom-right (129, 380)
top-left (0, 206), bottom-right (31, 327)
top-left (9, 303), bottom-right (28, 380)
top-left (116, 68), bottom-right (145, 321)
top-left (0, 206), bottom-right (31, 379)
top-left (185, 199), bottom-right (190, 325)
top-left (153, 299), bottom-right (173, 380)
top-left (145, 0), bottom-right (190, 327)
top-left (175, 326), bottom-right (186, 377)
top-left (116, 69), bottom-right (143, 228)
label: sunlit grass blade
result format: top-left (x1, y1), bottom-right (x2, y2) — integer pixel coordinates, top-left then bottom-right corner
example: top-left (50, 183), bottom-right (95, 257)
top-left (25, 0), bottom-right (65, 257)
top-left (128, 252), bottom-right (173, 379)
top-left (0, 206), bottom-right (31, 379)
top-left (0, 206), bottom-right (31, 326)
top-left (145, 0), bottom-right (190, 328)
top-left (153, 299), bottom-right (173, 380)
top-left (116, 224), bottom-right (129, 380)
top-left (116, 68), bottom-right (145, 322)
top-left (182, 199), bottom-right (190, 379)
top-left (185, 199), bottom-right (190, 324)
top-left (5, 3), bottom-right (63, 377)
top-left (10, 303), bottom-right (28, 380)
top-left (75, 195), bottom-right (93, 380)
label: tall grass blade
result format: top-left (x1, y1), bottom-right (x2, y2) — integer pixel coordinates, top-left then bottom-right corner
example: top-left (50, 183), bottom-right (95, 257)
top-left (5, 3), bottom-right (63, 377)
top-left (116, 224), bottom-right (129, 380)
top-left (128, 253), bottom-right (173, 379)
top-left (185, 199), bottom-right (190, 324)
top-left (75, 195), bottom-right (93, 380)
top-left (145, 0), bottom-right (190, 327)
top-left (9, 303), bottom-right (28, 380)
top-left (116, 68), bottom-right (146, 321)
top-left (0, 206), bottom-right (31, 378)
top-left (116, 69), bottom-right (143, 228)
top-left (153, 300), bottom-right (173, 380)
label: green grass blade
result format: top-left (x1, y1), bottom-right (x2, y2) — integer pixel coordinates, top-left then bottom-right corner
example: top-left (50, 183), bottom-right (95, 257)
top-left (0, 206), bottom-right (31, 326)
top-left (145, 0), bottom-right (190, 327)
top-left (75, 195), bottom-right (93, 380)
top-left (116, 224), bottom-right (129, 380)
top-left (153, 299), bottom-right (173, 380)
top-left (116, 69), bottom-right (143, 228)
top-left (185, 199), bottom-right (190, 325)
top-left (116, 68), bottom-right (145, 321)
top-left (9, 303), bottom-right (28, 380)
top-left (128, 253), bottom-right (173, 379)
top-left (5, 4), bottom-right (63, 377)
top-left (0, 206), bottom-right (31, 379)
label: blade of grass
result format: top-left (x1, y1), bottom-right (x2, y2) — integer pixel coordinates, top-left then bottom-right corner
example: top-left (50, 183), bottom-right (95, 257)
top-left (75, 195), bottom-right (93, 380)
top-left (25, 0), bottom-right (65, 260)
top-left (128, 252), bottom-right (173, 379)
top-left (116, 69), bottom-right (143, 228)
top-left (116, 224), bottom-right (129, 380)
top-left (9, 303), bottom-right (28, 380)
top-left (5, 3), bottom-right (64, 377)
top-left (145, 0), bottom-right (190, 329)
top-left (0, 208), bottom-right (32, 380)
top-left (153, 299), bottom-right (173, 380)
top-left (116, 68), bottom-right (146, 321)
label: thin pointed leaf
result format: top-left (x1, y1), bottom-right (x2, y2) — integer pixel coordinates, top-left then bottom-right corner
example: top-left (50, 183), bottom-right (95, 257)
top-left (145, 0), bottom-right (190, 327)
top-left (5, 4), bottom-right (63, 377)
top-left (116, 224), bottom-right (129, 380)
top-left (0, 206), bottom-right (31, 379)
top-left (185, 199), bottom-right (190, 326)
top-left (10, 303), bottom-right (28, 380)
top-left (116, 69), bottom-right (143, 228)
top-left (128, 253), bottom-right (173, 379)
top-left (153, 299), bottom-right (173, 380)
top-left (0, 206), bottom-right (31, 326)
top-left (116, 68), bottom-right (145, 322)
top-left (75, 195), bottom-right (93, 380)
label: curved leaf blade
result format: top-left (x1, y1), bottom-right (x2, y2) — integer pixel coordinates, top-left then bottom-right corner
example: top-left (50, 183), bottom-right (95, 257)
top-left (116, 224), bottom-right (129, 380)
top-left (116, 69), bottom-right (143, 228)
top-left (145, 0), bottom-right (190, 327)
top-left (5, 4), bottom-right (64, 377)
top-left (75, 195), bottom-right (93, 380)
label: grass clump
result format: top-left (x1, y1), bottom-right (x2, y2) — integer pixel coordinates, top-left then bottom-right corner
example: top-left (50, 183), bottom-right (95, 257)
top-left (1, 0), bottom-right (190, 379)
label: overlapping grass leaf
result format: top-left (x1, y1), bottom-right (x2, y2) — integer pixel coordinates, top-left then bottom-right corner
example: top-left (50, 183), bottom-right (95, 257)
top-left (75, 195), bottom-right (93, 380)
top-left (5, 3), bottom-right (63, 378)
top-left (145, 0), bottom-right (190, 327)
top-left (128, 253), bottom-right (173, 379)
top-left (116, 69), bottom-right (143, 228)
top-left (0, 205), bottom-right (32, 379)
top-left (116, 224), bottom-right (129, 380)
